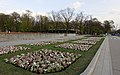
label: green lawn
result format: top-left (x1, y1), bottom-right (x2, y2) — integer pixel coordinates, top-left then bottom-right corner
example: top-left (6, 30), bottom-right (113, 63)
top-left (0, 38), bottom-right (104, 75)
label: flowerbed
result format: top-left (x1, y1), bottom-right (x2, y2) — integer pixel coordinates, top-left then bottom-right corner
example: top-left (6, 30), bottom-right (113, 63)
top-left (82, 37), bottom-right (101, 42)
top-left (73, 40), bottom-right (96, 44)
top-left (73, 37), bottom-right (101, 45)
top-left (0, 46), bottom-right (30, 55)
top-left (27, 41), bottom-right (57, 46)
top-left (5, 49), bottom-right (81, 74)
top-left (55, 43), bottom-right (92, 51)
top-left (55, 37), bottom-right (101, 51)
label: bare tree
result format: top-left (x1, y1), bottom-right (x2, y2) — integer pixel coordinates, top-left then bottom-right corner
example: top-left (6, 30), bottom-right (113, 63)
top-left (36, 15), bottom-right (49, 32)
top-left (83, 15), bottom-right (90, 34)
top-left (60, 8), bottom-right (74, 36)
top-left (49, 11), bottom-right (61, 33)
top-left (75, 12), bottom-right (84, 35)
top-left (11, 12), bottom-right (21, 31)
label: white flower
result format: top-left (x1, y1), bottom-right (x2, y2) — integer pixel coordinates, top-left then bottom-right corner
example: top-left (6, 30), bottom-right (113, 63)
top-left (5, 49), bottom-right (81, 74)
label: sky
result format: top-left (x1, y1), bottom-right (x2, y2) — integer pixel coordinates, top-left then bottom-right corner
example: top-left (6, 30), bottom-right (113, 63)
top-left (0, 0), bottom-right (120, 29)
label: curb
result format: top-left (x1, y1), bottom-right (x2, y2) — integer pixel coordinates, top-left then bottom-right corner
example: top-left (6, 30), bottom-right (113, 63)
top-left (80, 37), bottom-right (106, 75)
top-left (107, 37), bottom-right (113, 75)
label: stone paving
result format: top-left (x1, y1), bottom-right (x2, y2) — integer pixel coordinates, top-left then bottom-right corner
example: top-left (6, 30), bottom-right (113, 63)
top-left (81, 36), bottom-right (113, 75)
top-left (109, 36), bottom-right (120, 75)
top-left (92, 36), bottom-right (113, 75)
top-left (0, 33), bottom-right (63, 42)
top-left (0, 34), bottom-right (83, 47)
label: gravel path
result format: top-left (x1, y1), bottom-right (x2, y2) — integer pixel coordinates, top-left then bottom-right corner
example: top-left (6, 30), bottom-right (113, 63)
top-left (0, 34), bottom-right (84, 47)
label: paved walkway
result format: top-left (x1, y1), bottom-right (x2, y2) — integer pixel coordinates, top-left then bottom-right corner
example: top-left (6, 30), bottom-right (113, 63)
top-left (92, 36), bottom-right (120, 75)
top-left (0, 34), bottom-right (83, 47)
top-left (109, 36), bottom-right (120, 75)
top-left (92, 36), bottom-right (113, 75)
top-left (81, 36), bottom-right (113, 75)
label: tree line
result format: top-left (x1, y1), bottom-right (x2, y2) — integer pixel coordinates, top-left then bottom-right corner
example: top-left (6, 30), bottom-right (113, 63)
top-left (0, 8), bottom-right (114, 35)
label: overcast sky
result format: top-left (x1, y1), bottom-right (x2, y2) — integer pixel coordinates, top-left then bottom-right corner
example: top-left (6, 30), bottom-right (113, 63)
top-left (0, 0), bottom-right (120, 29)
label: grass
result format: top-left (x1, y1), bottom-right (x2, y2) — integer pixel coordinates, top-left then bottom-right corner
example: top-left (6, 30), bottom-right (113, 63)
top-left (0, 38), bottom-right (104, 75)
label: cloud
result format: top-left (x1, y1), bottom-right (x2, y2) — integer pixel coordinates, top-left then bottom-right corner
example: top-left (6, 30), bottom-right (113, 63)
top-left (0, 9), bottom-right (48, 17)
top-left (0, 0), bottom-right (9, 7)
top-left (0, 9), bottom-right (25, 15)
top-left (110, 9), bottom-right (120, 15)
top-left (94, 9), bottom-right (120, 29)
top-left (32, 12), bottom-right (48, 17)
top-left (93, 9), bottom-right (120, 21)
top-left (69, 1), bottom-right (84, 10)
